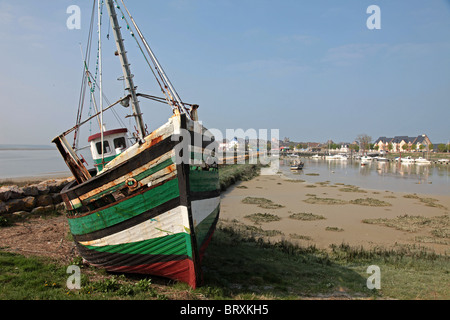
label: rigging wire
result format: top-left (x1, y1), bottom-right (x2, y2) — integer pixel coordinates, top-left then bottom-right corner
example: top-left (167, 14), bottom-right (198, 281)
top-left (74, 0), bottom-right (132, 151)
top-left (112, 0), bottom-right (174, 112)
top-left (115, 0), bottom-right (191, 116)
top-left (72, 0), bottom-right (197, 150)
top-left (73, 0), bottom-right (97, 149)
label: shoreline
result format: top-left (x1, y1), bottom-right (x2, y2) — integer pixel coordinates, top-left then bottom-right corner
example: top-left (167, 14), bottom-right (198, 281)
top-left (0, 172), bottom-right (72, 184)
top-left (220, 169), bottom-right (450, 255)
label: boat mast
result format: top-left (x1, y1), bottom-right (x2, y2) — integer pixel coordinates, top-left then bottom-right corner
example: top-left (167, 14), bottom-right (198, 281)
top-left (118, 0), bottom-right (188, 116)
top-left (98, 0), bottom-right (105, 162)
top-left (105, 0), bottom-right (146, 142)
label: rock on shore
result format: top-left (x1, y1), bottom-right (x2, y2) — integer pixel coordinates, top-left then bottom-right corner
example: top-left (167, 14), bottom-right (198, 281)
top-left (0, 178), bottom-right (72, 219)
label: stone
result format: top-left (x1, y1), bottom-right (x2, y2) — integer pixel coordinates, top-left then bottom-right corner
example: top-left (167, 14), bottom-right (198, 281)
top-left (48, 179), bottom-right (69, 193)
top-left (36, 183), bottom-right (50, 195)
top-left (44, 204), bottom-right (55, 213)
top-left (0, 186), bottom-right (24, 201)
top-left (30, 205), bottom-right (56, 216)
top-left (0, 201), bottom-right (6, 214)
top-left (51, 193), bottom-right (62, 204)
top-left (12, 211), bottom-right (30, 219)
top-left (5, 199), bottom-right (26, 213)
top-left (31, 206), bottom-right (48, 216)
top-left (36, 195), bottom-right (53, 207)
top-left (23, 185), bottom-right (39, 197)
top-left (55, 202), bottom-right (67, 213)
top-left (21, 196), bottom-right (37, 212)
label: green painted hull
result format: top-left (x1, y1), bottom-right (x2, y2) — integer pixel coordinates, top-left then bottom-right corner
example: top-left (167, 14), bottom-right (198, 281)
top-left (60, 114), bottom-right (220, 288)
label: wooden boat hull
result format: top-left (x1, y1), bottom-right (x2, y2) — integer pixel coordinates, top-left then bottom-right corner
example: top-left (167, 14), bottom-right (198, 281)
top-left (61, 114), bottom-right (220, 288)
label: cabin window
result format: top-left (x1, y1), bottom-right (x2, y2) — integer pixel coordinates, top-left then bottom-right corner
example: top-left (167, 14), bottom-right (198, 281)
top-left (96, 141), bottom-right (111, 155)
top-left (114, 137), bottom-right (127, 150)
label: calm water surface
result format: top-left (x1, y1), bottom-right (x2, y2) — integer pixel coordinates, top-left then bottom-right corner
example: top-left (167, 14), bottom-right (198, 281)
top-left (281, 158), bottom-right (450, 196)
top-left (1, 150), bottom-right (449, 196)
top-left (0, 149), bottom-right (70, 179)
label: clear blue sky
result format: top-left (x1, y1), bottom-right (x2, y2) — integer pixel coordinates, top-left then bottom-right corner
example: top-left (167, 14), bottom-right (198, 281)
top-left (0, 0), bottom-right (449, 146)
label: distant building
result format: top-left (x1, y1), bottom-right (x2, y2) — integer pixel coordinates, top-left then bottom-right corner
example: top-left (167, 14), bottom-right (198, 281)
top-left (338, 142), bottom-right (351, 153)
top-left (374, 134), bottom-right (432, 152)
top-left (219, 138), bottom-right (239, 151)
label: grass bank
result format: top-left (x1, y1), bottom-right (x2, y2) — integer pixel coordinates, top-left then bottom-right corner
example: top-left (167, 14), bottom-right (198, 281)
top-left (1, 224), bottom-right (448, 300)
top-left (204, 221), bottom-right (449, 299)
top-left (218, 163), bottom-right (261, 191)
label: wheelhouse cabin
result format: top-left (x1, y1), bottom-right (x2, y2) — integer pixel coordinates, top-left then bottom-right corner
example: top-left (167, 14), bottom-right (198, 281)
top-left (88, 128), bottom-right (129, 172)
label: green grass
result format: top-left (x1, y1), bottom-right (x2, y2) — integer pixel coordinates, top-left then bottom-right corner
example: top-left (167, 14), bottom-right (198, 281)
top-left (1, 224), bottom-right (449, 300)
top-left (403, 194), bottom-right (447, 210)
top-left (289, 212), bottom-right (326, 221)
top-left (218, 163), bottom-right (261, 191)
top-left (325, 227), bottom-right (344, 232)
top-left (289, 234), bottom-right (313, 241)
top-left (349, 198), bottom-right (392, 207)
top-left (363, 214), bottom-right (449, 245)
top-left (0, 252), bottom-right (69, 300)
top-left (202, 225), bottom-right (450, 299)
top-left (303, 196), bottom-right (348, 205)
top-left (0, 252), bottom-right (169, 300)
top-left (338, 185), bottom-right (368, 193)
top-left (242, 197), bottom-right (285, 209)
top-left (245, 213), bottom-right (281, 224)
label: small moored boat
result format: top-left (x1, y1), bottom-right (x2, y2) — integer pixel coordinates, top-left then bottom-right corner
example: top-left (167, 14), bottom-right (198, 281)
top-left (290, 161), bottom-right (304, 170)
top-left (401, 156), bottom-right (415, 164)
top-left (415, 157), bottom-right (431, 165)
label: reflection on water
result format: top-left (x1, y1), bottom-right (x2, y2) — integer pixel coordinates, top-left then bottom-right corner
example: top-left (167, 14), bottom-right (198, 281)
top-left (281, 158), bottom-right (450, 196)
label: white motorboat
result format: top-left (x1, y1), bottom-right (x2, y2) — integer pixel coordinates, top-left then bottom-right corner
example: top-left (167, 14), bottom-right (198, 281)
top-left (326, 154), bottom-right (348, 161)
top-left (415, 157), bottom-right (431, 165)
top-left (401, 156), bottom-right (415, 164)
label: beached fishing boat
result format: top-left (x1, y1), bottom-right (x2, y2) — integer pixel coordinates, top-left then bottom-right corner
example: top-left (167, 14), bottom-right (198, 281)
top-left (52, 0), bottom-right (219, 288)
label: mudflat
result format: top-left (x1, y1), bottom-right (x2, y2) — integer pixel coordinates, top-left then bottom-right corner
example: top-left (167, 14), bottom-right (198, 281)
top-left (220, 172), bottom-right (450, 255)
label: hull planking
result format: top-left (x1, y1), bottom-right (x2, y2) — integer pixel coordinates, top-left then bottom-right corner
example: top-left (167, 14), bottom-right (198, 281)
top-left (61, 114), bottom-right (220, 288)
